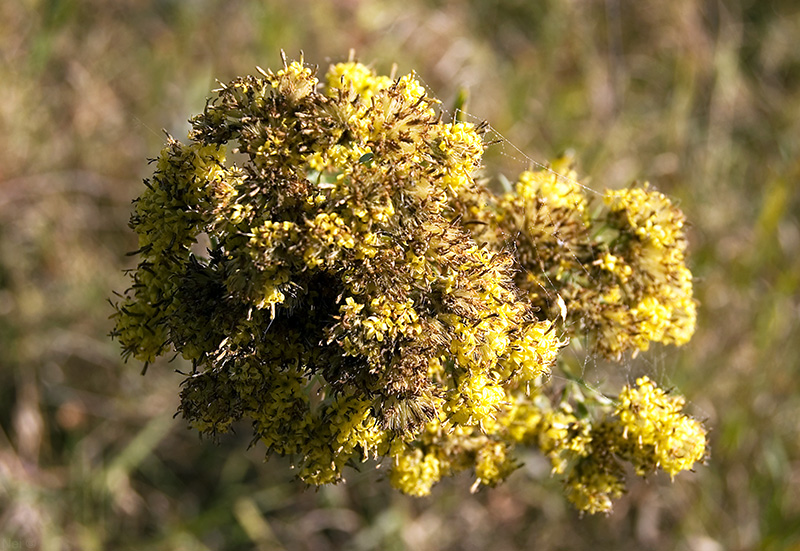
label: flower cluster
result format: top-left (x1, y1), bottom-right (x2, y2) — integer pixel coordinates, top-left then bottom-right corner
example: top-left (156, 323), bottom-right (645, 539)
top-left (112, 54), bottom-right (705, 513)
top-left (497, 376), bottom-right (705, 514)
top-left (458, 157), bottom-right (697, 358)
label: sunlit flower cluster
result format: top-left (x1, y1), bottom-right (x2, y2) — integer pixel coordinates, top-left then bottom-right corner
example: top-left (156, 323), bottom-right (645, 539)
top-left (112, 54), bottom-right (705, 513)
top-left (459, 156), bottom-right (698, 359)
top-left (613, 376), bottom-right (707, 477)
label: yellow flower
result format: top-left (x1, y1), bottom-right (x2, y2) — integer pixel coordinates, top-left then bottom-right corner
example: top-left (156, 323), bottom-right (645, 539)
top-left (614, 377), bottom-right (706, 477)
top-left (390, 449), bottom-right (443, 496)
top-left (113, 55), bottom-right (704, 513)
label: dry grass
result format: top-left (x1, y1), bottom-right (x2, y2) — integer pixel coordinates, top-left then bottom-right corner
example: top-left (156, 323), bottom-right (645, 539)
top-left (2, 1), bottom-right (799, 549)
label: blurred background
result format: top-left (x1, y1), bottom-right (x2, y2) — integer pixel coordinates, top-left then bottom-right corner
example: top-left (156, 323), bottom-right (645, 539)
top-left (2, 0), bottom-right (799, 549)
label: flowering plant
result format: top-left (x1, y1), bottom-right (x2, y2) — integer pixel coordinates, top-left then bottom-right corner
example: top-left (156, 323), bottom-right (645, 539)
top-left (112, 54), bottom-right (705, 513)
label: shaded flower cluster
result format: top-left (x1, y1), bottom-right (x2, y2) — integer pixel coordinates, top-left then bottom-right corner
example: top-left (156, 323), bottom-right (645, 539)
top-left (112, 54), bottom-right (705, 513)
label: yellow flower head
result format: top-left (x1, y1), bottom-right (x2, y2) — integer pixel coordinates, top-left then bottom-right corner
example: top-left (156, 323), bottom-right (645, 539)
top-left (112, 54), bottom-right (704, 514)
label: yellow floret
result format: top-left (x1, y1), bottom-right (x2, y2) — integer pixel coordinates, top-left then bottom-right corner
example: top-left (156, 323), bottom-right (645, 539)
top-left (326, 61), bottom-right (393, 101)
top-left (515, 167), bottom-right (587, 214)
top-left (390, 449), bottom-right (443, 496)
top-left (615, 377), bottom-right (706, 477)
